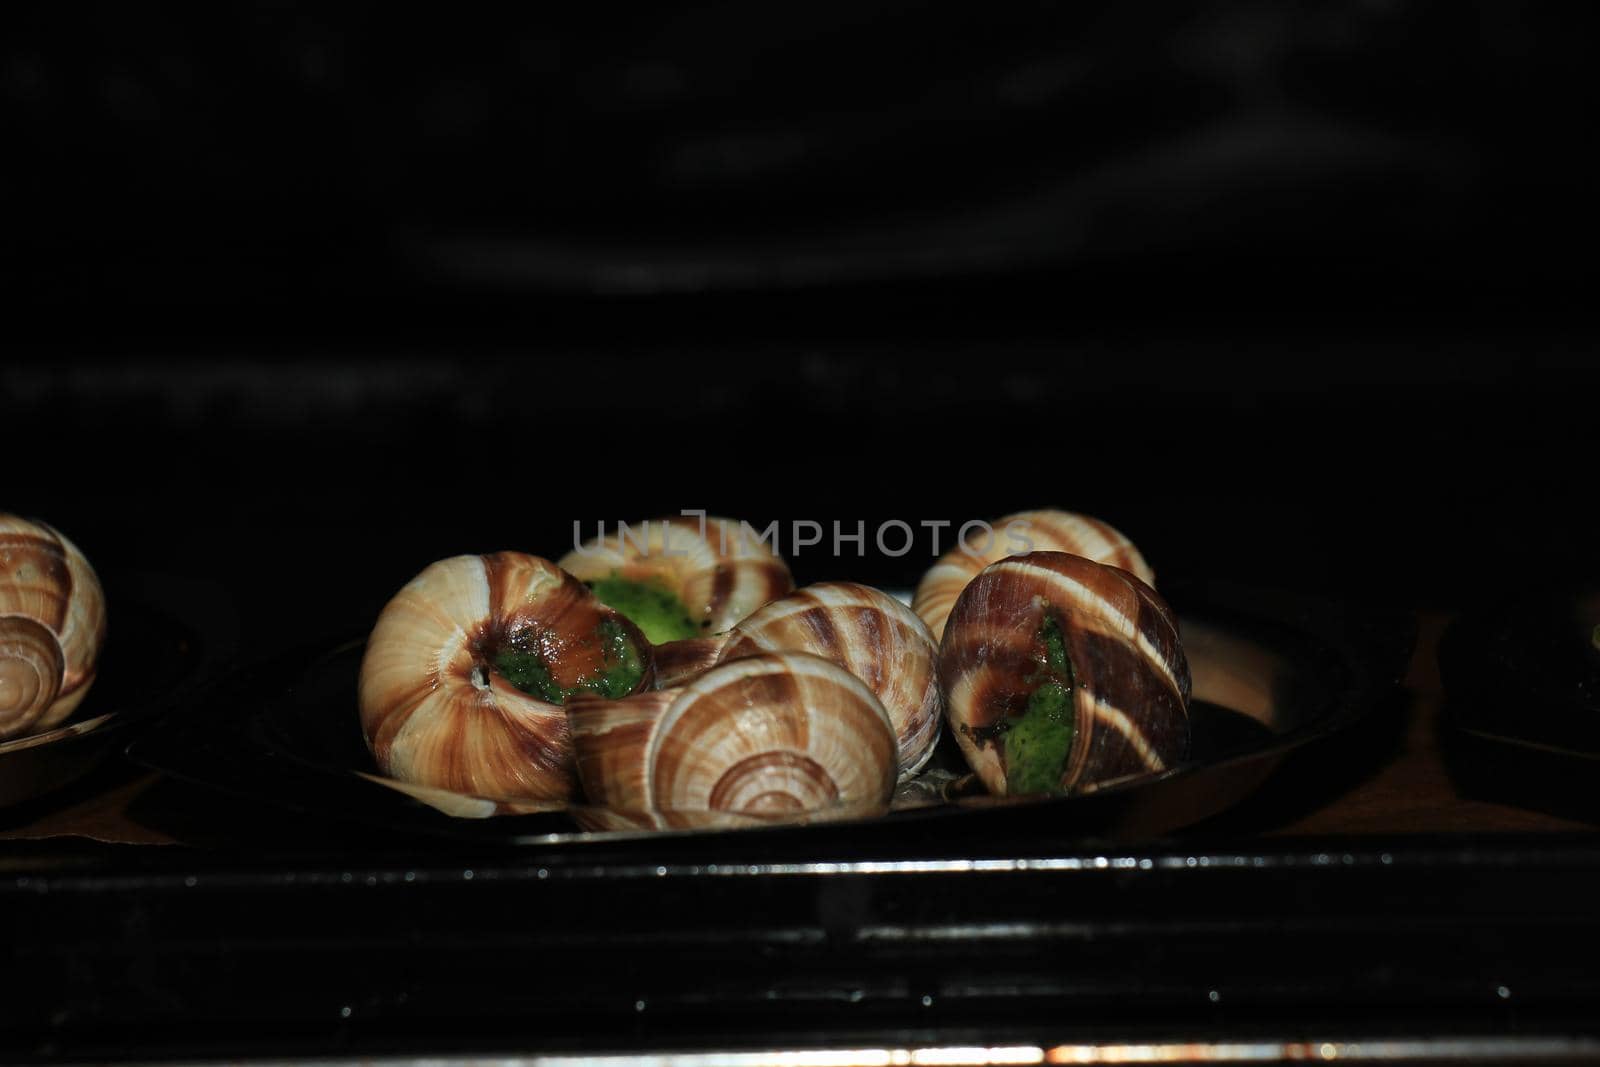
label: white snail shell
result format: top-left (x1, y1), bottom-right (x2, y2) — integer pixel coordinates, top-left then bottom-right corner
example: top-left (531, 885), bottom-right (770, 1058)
top-left (717, 582), bottom-right (942, 781)
top-left (0, 515), bottom-right (107, 740)
top-left (559, 516), bottom-right (793, 637)
top-left (358, 552), bottom-right (655, 802)
top-left (567, 650), bottom-right (897, 820)
top-left (939, 551), bottom-right (1190, 797)
top-left (913, 510), bottom-right (1155, 642)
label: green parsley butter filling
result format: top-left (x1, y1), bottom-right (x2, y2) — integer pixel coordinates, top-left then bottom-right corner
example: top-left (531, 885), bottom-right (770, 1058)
top-left (1002, 610), bottom-right (1079, 795)
top-left (1004, 681), bottom-right (1077, 795)
top-left (586, 574), bottom-right (701, 644)
top-left (491, 618), bottom-right (645, 704)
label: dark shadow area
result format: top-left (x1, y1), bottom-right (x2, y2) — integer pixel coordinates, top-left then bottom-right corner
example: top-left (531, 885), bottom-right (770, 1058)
top-left (7, 3), bottom-right (1600, 663)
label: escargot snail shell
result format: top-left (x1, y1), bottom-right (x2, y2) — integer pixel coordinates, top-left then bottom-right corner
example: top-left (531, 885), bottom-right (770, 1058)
top-left (717, 582), bottom-right (942, 781)
top-left (913, 510), bottom-right (1154, 641)
top-left (358, 552), bottom-right (654, 802)
top-left (558, 516), bottom-right (793, 638)
top-left (939, 551), bottom-right (1190, 796)
top-left (0, 515), bottom-right (107, 740)
top-left (567, 651), bottom-right (897, 820)
top-left (651, 634), bottom-right (731, 689)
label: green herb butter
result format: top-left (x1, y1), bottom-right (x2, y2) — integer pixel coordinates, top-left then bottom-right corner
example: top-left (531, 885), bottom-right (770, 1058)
top-left (587, 574), bottom-right (700, 644)
top-left (1002, 610), bottom-right (1080, 795)
top-left (1038, 612), bottom-right (1072, 677)
top-left (1004, 681), bottom-right (1076, 795)
top-left (587, 618), bottom-right (647, 699)
top-left (492, 618), bottom-right (646, 704)
top-left (492, 648), bottom-right (566, 704)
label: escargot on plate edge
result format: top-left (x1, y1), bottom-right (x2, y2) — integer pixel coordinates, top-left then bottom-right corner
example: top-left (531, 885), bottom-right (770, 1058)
top-left (939, 550), bottom-right (1190, 797)
top-left (358, 552), bottom-right (654, 802)
top-left (1, 514), bottom-right (107, 741)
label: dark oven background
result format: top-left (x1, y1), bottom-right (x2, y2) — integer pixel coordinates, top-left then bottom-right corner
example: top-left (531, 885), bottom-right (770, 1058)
top-left (5, 2), bottom-right (1597, 661)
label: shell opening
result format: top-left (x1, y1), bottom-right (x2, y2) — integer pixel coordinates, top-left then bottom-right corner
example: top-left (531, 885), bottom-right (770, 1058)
top-left (488, 618), bottom-right (647, 705)
top-left (1001, 610), bottom-right (1079, 796)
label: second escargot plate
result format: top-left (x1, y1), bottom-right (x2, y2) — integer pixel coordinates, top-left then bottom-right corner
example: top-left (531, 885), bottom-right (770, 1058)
top-left (128, 581), bottom-right (1412, 848)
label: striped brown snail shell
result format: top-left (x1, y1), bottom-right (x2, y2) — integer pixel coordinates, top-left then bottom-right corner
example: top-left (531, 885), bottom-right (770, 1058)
top-left (558, 516), bottom-right (793, 643)
top-left (567, 651), bottom-right (897, 821)
top-left (358, 552), bottom-right (655, 802)
top-left (939, 551), bottom-right (1190, 797)
top-left (716, 582), bottom-right (942, 780)
top-left (1, 515), bottom-right (107, 740)
top-left (913, 509), bottom-right (1154, 641)
top-left (651, 633), bottom-right (730, 689)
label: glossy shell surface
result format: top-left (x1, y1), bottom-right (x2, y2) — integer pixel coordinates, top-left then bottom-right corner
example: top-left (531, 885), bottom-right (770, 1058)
top-left (567, 650), bottom-right (897, 822)
top-left (559, 516), bottom-right (793, 634)
top-left (913, 510), bottom-right (1154, 641)
top-left (0, 515), bottom-right (107, 740)
top-left (718, 582), bottom-right (942, 780)
top-left (358, 552), bottom-right (654, 802)
top-left (939, 551), bottom-right (1190, 796)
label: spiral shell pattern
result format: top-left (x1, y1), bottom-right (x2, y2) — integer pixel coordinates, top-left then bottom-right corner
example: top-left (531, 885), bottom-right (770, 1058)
top-left (0, 616), bottom-right (64, 739)
top-left (0, 515), bottom-right (107, 739)
top-left (559, 516), bottom-right (793, 635)
top-left (358, 552), bottom-right (655, 802)
top-left (717, 582), bottom-right (942, 780)
top-left (939, 551), bottom-right (1190, 796)
top-left (913, 510), bottom-right (1154, 641)
top-left (567, 651), bottom-right (897, 820)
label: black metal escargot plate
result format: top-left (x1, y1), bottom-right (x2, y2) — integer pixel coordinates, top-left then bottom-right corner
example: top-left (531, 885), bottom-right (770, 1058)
top-left (126, 580), bottom-right (1412, 848)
